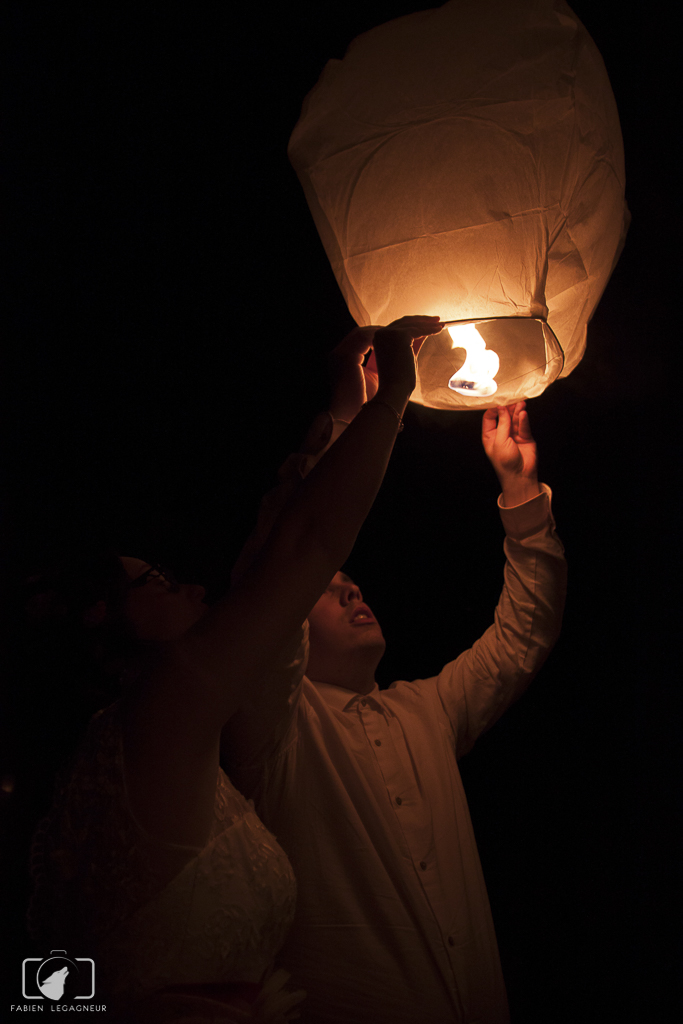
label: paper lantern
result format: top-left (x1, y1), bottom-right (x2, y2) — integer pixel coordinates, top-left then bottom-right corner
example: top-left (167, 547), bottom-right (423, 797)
top-left (289, 0), bottom-right (629, 409)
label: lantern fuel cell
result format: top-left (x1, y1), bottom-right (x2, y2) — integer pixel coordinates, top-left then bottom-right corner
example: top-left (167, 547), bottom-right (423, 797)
top-left (288, 0), bottom-right (628, 410)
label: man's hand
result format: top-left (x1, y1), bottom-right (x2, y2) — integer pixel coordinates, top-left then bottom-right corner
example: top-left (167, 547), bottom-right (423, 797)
top-left (482, 402), bottom-right (542, 507)
top-left (329, 316), bottom-right (442, 423)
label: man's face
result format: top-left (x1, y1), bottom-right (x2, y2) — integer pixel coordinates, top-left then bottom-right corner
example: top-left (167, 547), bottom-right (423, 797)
top-left (306, 572), bottom-right (386, 684)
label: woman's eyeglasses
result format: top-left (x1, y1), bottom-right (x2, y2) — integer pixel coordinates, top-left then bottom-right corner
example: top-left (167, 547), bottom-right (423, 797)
top-left (126, 564), bottom-right (180, 591)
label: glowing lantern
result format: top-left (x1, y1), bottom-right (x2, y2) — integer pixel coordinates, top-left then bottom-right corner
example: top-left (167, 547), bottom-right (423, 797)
top-left (288, 0), bottom-right (629, 409)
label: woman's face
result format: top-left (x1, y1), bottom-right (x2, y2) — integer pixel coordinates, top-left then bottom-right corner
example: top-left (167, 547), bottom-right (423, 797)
top-left (119, 557), bottom-right (208, 642)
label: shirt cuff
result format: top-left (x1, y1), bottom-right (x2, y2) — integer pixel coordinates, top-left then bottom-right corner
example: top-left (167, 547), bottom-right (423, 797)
top-left (497, 483), bottom-right (554, 540)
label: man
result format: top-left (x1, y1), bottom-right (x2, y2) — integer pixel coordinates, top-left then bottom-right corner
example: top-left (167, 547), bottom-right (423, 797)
top-left (224, 322), bottom-right (567, 1024)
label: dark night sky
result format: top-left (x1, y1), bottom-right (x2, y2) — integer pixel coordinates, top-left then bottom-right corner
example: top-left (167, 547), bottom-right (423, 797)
top-left (2, 2), bottom-right (680, 1020)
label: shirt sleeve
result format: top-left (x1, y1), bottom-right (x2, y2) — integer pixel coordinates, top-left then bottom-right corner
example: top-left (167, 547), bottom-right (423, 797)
top-left (431, 484), bottom-right (567, 758)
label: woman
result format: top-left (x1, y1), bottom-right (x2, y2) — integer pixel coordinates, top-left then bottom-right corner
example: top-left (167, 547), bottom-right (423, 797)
top-left (25, 317), bottom-right (443, 1023)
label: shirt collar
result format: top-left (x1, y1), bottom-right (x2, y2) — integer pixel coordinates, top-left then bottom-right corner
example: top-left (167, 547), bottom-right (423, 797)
top-left (308, 677), bottom-right (381, 712)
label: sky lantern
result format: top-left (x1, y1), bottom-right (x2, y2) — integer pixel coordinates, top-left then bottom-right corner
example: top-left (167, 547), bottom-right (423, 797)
top-left (288, 0), bottom-right (629, 410)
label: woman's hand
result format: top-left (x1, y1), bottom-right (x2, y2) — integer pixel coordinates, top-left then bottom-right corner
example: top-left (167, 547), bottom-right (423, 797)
top-left (329, 316), bottom-right (442, 422)
top-left (328, 326), bottom-right (379, 423)
top-left (252, 967), bottom-right (306, 1022)
top-left (481, 402), bottom-right (542, 507)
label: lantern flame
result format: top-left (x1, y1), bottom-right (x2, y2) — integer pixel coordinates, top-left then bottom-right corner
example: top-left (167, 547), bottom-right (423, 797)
top-left (447, 324), bottom-right (499, 397)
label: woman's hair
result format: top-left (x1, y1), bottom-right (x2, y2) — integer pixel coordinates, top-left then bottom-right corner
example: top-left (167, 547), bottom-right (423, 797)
top-left (5, 544), bottom-right (148, 783)
top-left (20, 544), bottom-right (140, 678)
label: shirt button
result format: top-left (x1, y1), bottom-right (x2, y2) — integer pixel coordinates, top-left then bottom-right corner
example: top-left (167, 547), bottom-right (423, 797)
top-left (361, 699), bottom-right (367, 706)
top-left (419, 861), bottom-right (427, 870)
top-left (395, 796), bottom-right (402, 805)
top-left (447, 936), bottom-right (455, 947)
top-left (375, 739), bottom-right (382, 746)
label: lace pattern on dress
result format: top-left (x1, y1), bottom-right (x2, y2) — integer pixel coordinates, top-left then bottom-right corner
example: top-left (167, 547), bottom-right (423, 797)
top-left (28, 701), bottom-right (297, 999)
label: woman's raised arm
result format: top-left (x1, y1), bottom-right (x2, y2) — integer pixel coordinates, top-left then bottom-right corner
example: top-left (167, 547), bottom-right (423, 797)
top-left (122, 317), bottom-right (440, 846)
top-left (176, 317), bottom-right (441, 714)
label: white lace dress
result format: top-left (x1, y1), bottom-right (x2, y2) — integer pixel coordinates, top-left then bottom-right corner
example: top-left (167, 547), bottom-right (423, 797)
top-left (28, 699), bottom-right (298, 1022)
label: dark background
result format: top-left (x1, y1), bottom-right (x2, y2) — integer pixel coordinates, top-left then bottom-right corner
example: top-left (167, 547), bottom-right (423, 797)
top-left (2, 2), bottom-right (680, 1020)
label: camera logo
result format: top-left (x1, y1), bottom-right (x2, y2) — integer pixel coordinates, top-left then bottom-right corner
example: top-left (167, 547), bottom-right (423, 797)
top-left (22, 949), bottom-right (95, 1001)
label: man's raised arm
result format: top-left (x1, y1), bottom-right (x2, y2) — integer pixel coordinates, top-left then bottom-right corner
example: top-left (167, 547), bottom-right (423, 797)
top-left (428, 403), bottom-right (567, 758)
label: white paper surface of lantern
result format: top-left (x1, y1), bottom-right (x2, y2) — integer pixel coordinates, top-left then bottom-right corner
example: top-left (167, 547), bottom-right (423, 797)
top-left (289, 0), bottom-right (629, 409)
